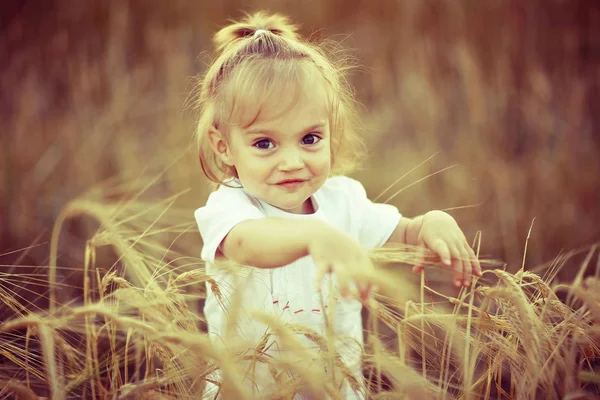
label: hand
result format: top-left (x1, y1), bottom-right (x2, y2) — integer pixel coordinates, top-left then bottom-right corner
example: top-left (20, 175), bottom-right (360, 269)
top-left (412, 211), bottom-right (482, 288)
top-left (309, 223), bottom-right (374, 302)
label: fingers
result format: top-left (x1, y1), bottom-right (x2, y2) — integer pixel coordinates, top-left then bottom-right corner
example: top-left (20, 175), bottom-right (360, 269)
top-left (338, 273), bottom-right (366, 301)
top-left (314, 257), bottom-right (357, 293)
top-left (430, 239), bottom-right (465, 287)
top-left (430, 239), bottom-right (452, 267)
top-left (468, 245), bottom-right (482, 277)
top-left (313, 252), bottom-right (375, 302)
top-left (356, 258), bottom-right (374, 301)
top-left (313, 261), bottom-right (332, 291)
top-left (449, 245), bottom-right (464, 288)
top-left (459, 245), bottom-right (472, 287)
top-left (428, 237), bottom-right (484, 288)
top-left (344, 263), bottom-right (375, 301)
top-left (459, 243), bottom-right (482, 287)
top-left (358, 281), bottom-right (372, 303)
top-left (412, 265), bottom-right (424, 274)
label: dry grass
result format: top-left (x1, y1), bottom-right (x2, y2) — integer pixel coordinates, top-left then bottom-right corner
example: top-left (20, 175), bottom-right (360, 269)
top-left (0, 181), bottom-right (599, 399)
top-left (2, 1), bottom-right (600, 399)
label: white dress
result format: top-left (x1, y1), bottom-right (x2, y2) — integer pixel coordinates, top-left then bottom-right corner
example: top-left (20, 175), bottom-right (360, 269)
top-left (194, 176), bottom-right (402, 399)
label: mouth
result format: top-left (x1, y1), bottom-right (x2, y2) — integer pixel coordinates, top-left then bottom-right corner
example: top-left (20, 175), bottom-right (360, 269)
top-left (275, 179), bottom-right (306, 188)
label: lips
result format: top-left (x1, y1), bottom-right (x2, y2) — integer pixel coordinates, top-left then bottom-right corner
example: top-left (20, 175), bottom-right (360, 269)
top-left (275, 179), bottom-right (306, 188)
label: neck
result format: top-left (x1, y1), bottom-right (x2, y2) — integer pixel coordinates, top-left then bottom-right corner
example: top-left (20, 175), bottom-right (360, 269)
top-left (286, 197), bottom-right (315, 215)
top-left (301, 198), bottom-right (315, 214)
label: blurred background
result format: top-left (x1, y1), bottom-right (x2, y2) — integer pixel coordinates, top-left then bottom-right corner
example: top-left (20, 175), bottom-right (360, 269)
top-left (1, 0), bottom-right (599, 283)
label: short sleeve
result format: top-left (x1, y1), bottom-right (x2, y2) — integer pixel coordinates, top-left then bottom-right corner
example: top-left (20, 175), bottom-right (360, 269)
top-left (342, 177), bottom-right (402, 249)
top-left (194, 185), bottom-right (265, 263)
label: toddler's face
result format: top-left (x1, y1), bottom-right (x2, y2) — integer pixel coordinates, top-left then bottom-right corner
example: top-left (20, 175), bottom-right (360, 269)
top-left (223, 90), bottom-right (331, 214)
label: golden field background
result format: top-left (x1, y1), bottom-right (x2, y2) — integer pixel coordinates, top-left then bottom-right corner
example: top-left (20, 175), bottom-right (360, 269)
top-left (1, 1), bottom-right (600, 399)
top-left (2, 0), bottom-right (600, 270)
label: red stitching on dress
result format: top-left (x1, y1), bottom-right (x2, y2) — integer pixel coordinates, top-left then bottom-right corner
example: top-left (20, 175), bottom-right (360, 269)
top-left (273, 300), bottom-right (279, 304)
top-left (294, 309), bottom-right (304, 314)
top-left (282, 305), bottom-right (290, 311)
top-left (311, 309), bottom-right (320, 312)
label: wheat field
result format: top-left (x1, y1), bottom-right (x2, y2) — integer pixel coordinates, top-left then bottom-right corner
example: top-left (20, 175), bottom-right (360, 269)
top-left (1, 184), bottom-right (599, 399)
top-left (1, 1), bottom-right (600, 399)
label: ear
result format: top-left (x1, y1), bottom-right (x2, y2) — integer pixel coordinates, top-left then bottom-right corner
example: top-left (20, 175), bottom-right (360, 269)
top-left (207, 126), bottom-right (234, 166)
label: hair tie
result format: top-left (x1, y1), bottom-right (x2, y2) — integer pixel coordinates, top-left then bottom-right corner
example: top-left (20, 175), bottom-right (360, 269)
top-left (254, 29), bottom-right (268, 37)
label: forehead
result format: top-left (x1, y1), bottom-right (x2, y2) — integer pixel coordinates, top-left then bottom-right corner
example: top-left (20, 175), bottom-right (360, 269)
top-left (216, 59), bottom-right (332, 129)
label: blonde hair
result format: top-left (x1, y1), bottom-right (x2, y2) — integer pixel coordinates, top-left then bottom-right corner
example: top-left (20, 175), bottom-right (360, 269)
top-left (194, 11), bottom-right (366, 185)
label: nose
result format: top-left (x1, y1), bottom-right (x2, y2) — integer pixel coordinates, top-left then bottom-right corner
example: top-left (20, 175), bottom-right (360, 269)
top-left (277, 149), bottom-right (304, 172)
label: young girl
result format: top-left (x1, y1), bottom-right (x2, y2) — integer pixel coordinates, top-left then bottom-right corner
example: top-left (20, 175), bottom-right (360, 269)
top-left (193, 11), bottom-right (481, 399)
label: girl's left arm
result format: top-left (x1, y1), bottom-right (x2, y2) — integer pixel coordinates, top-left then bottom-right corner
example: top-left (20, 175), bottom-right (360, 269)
top-left (385, 215), bottom-right (422, 247)
top-left (385, 210), bottom-right (482, 288)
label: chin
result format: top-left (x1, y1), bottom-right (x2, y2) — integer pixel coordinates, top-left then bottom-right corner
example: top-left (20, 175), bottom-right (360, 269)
top-left (272, 196), bottom-right (311, 211)
top-left (273, 200), bottom-right (305, 211)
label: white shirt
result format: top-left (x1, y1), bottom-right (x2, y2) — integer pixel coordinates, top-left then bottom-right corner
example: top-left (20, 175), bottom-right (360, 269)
top-left (194, 175), bottom-right (402, 399)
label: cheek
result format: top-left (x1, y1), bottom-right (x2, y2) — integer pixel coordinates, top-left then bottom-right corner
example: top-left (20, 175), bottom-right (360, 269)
top-left (236, 153), bottom-right (272, 178)
top-left (313, 148), bottom-right (332, 171)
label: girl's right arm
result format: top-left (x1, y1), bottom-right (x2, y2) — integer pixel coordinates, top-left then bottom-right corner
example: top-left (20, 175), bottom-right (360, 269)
top-left (220, 218), bottom-right (374, 299)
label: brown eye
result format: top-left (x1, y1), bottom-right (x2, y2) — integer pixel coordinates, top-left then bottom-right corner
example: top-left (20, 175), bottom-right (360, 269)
top-left (301, 134), bottom-right (321, 145)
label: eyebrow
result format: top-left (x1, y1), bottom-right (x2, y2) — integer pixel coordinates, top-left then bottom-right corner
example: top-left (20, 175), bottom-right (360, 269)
top-left (246, 122), bottom-right (327, 136)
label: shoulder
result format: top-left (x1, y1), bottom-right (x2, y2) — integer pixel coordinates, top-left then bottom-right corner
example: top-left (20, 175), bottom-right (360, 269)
top-left (193, 183), bottom-right (265, 263)
top-left (320, 176), bottom-right (402, 249)
top-left (318, 175), bottom-right (368, 200)
top-left (314, 176), bottom-right (371, 222)
top-left (194, 183), bottom-right (263, 222)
